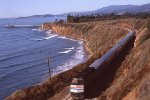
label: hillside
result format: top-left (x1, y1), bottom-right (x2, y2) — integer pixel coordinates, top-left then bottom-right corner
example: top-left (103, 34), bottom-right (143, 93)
top-left (17, 14), bottom-right (65, 19)
top-left (45, 18), bottom-right (150, 100)
top-left (6, 18), bottom-right (150, 100)
top-left (93, 3), bottom-right (150, 14)
top-left (17, 3), bottom-right (150, 18)
top-left (66, 3), bottom-right (150, 16)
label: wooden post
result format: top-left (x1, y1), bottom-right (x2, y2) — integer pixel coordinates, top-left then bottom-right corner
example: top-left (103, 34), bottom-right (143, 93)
top-left (48, 58), bottom-right (51, 80)
top-left (96, 41), bottom-right (97, 55)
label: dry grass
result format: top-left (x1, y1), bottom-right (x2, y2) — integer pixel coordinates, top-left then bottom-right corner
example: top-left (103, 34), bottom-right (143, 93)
top-left (6, 56), bottom-right (98, 100)
top-left (98, 19), bottom-right (150, 100)
top-left (7, 18), bottom-right (150, 100)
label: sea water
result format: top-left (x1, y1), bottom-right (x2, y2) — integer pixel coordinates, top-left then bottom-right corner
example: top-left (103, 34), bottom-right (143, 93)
top-left (0, 17), bottom-right (87, 99)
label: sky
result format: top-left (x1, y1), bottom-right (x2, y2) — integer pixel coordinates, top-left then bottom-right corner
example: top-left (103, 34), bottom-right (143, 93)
top-left (0, 0), bottom-right (150, 18)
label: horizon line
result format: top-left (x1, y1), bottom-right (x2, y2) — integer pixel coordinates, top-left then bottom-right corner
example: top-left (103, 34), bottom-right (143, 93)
top-left (0, 2), bottom-right (149, 19)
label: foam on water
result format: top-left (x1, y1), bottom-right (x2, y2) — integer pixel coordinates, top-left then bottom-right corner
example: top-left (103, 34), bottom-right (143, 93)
top-left (64, 47), bottom-right (75, 50)
top-left (30, 35), bottom-right (58, 41)
top-left (45, 30), bottom-right (58, 39)
top-left (0, 16), bottom-right (71, 99)
top-left (75, 45), bottom-right (84, 60)
top-left (44, 34), bottom-right (58, 39)
top-left (58, 36), bottom-right (78, 42)
top-left (59, 47), bottom-right (74, 54)
top-left (32, 28), bottom-right (43, 31)
top-left (31, 29), bottom-right (58, 41)
top-left (46, 30), bottom-right (53, 34)
top-left (52, 41), bottom-right (85, 75)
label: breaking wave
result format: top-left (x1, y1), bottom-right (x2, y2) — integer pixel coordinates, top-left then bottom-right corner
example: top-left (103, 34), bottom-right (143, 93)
top-left (59, 47), bottom-right (74, 54)
top-left (57, 36), bottom-right (78, 41)
top-left (52, 41), bottom-right (85, 75)
top-left (32, 28), bottom-right (43, 31)
top-left (31, 29), bottom-right (57, 41)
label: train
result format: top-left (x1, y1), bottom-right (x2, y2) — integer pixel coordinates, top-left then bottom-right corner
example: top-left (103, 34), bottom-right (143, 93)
top-left (70, 31), bottom-right (136, 99)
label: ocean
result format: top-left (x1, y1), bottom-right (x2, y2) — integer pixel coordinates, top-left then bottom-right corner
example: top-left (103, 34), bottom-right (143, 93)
top-left (0, 17), bottom-right (87, 99)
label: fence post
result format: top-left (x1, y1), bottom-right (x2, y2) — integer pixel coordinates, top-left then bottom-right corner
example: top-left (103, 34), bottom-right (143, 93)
top-left (48, 58), bottom-right (51, 80)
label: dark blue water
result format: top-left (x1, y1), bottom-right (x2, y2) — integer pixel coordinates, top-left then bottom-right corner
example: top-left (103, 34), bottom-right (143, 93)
top-left (0, 17), bottom-right (87, 99)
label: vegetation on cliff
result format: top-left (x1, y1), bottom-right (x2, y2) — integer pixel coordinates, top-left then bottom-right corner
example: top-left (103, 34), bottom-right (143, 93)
top-left (7, 18), bottom-right (150, 100)
top-left (44, 18), bottom-right (150, 100)
top-left (67, 12), bottom-right (150, 23)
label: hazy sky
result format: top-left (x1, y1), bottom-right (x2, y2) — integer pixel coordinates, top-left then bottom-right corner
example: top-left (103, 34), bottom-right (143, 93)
top-left (0, 0), bottom-right (150, 18)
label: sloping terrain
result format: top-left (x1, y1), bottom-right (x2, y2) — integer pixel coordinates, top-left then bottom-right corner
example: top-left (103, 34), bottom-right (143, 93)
top-left (7, 18), bottom-right (150, 100)
top-left (98, 19), bottom-right (150, 100)
top-left (43, 20), bottom-right (128, 56)
top-left (65, 3), bottom-right (150, 16)
top-left (45, 18), bottom-right (150, 100)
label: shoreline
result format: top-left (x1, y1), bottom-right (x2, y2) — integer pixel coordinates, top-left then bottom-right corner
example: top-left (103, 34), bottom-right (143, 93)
top-left (37, 28), bottom-right (93, 83)
top-left (82, 39), bottom-right (93, 58)
top-left (6, 18), bottom-right (150, 100)
top-left (7, 20), bottom-right (127, 99)
top-left (48, 29), bottom-right (93, 58)
top-left (6, 25), bottom-right (95, 100)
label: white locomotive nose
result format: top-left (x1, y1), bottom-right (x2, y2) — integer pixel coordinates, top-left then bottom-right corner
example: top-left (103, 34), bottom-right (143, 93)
top-left (70, 77), bottom-right (84, 99)
top-left (70, 84), bottom-right (84, 93)
top-left (70, 31), bottom-right (135, 99)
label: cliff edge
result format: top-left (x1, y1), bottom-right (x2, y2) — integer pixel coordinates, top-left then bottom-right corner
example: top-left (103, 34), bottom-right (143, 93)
top-left (7, 18), bottom-right (150, 100)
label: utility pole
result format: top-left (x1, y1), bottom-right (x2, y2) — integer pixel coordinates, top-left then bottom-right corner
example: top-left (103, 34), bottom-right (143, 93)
top-left (48, 58), bottom-right (51, 80)
top-left (96, 41), bottom-right (97, 55)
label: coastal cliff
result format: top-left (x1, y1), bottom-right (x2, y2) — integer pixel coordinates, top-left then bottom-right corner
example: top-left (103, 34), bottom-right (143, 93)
top-left (7, 18), bottom-right (150, 100)
top-left (43, 21), bottom-right (128, 56)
